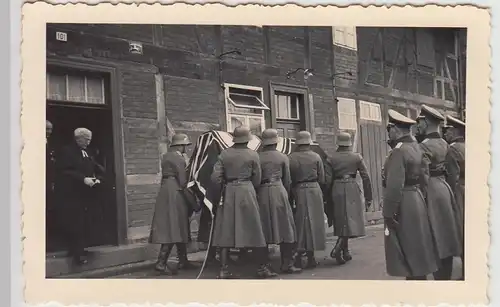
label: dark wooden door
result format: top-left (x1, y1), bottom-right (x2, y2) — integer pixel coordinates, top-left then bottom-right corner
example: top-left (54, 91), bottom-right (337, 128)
top-left (276, 120), bottom-right (301, 139)
top-left (46, 104), bottom-right (118, 252)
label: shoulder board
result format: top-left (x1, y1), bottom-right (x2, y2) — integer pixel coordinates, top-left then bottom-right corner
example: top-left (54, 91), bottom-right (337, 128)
top-left (422, 138), bottom-right (429, 143)
top-left (395, 142), bottom-right (403, 149)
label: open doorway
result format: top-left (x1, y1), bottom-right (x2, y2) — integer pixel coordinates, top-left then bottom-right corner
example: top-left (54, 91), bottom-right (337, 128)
top-left (46, 67), bottom-right (118, 253)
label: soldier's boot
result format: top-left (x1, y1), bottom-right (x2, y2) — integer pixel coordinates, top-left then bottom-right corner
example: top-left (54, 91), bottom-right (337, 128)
top-left (154, 244), bottom-right (169, 272)
top-left (280, 243), bottom-right (302, 274)
top-left (305, 251), bottom-right (318, 269)
top-left (293, 251), bottom-right (303, 270)
top-left (342, 237), bottom-right (352, 262)
top-left (206, 246), bottom-right (219, 267)
top-left (330, 237), bottom-right (346, 265)
top-left (433, 256), bottom-right (453, 280)
top-left (217, 248), bottom-right (235, 279)
top-left (176, 243), bottom-right (197, 270)
top-left (155, 244), bottom-right (177, 276)
top-left (255, 247), bottom-right (278, 278)
top-left (256, 264), bottom-right (279, 279)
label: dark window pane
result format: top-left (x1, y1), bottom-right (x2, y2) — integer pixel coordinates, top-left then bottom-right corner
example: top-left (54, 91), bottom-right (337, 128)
top-left (47, 73), bottom-right (67, 101)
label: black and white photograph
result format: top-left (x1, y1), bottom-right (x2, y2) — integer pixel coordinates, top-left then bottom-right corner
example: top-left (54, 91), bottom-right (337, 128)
top-left (43, 22), bottom-right (468, 281)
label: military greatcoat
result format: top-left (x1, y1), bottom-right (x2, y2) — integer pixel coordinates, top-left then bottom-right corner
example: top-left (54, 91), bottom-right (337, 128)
top-left (257, 147), bottom-right (297, 245)
top-left (289, 147), bottom-right (327, 252)
top-left (210, 146), bottom-right (267, 248)
top-left (419, 132), bottom-right (461, 259)
top-left (445, 137), bottom-right (465, 253)
top-left (383, 135), bottom-right (439, 277)
top-left (326, 148), bottom-right (373, 237)
top-left (149, 151), bottom-right (191, 244)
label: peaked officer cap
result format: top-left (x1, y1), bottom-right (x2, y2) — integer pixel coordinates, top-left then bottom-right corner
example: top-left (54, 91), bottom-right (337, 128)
top-left (232, 126), bottom-right (252, 144)
top-left (417, 104), bottom-right (445, 122)
top-left (171, 133), bottom-right (192, 146)
top-left (388, 109), bottom-right (416, 127)
top-left (336, 131), bottom-right (352, 147)
top-left (261, 128), bottom-right (279, 146)
top-left (295, 131), bottom-right (313, 145)
top-left (446, 115), bottom-right (466, 128)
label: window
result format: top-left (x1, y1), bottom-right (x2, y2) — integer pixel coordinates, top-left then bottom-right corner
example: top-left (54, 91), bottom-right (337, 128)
top-left (333, 26), bottom-right (357, 50)
top-left (359, 101), bottom-right (382, 122)
top-left (337, 97), bottom-right (357, 130)
top-left (434, 31), bottom-right (459, 102)
top-left (224, 83), bottom-right (269, 136)
top-left (274, 92), bottom-right (300, 120)
top-left (46, 71), bottom-right (106, 105)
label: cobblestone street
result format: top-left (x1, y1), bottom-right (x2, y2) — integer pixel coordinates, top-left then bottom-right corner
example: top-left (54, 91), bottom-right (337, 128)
top-left (110, 225), bottom-right (463, 280)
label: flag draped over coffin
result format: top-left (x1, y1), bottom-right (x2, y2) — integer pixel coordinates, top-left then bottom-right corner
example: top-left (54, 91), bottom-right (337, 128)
top-left (186, 130), bottom-right (334, 225)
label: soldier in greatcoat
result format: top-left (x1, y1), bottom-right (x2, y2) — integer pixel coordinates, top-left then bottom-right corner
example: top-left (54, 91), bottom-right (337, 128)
top-left (326, 132), bottom-right (373, 264)
top-left (415, 105), bottom-right (461, 280)
top-left (383, 110), bottom-right (439, 280)
top-left (257, 129), bottom-right (301, 274)
top-left (149, 133), bottom-right (198, 276)
top-left (289, 131), bottom-right (327, 269)
top-left (444, 115), bottom-right (466, 280)
top-left (210, 126), bottom-right (276, 279)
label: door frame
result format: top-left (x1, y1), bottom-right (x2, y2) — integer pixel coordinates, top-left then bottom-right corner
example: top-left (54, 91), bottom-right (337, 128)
top-left (46, 56), bottom-right (128, 245)
top-left (268, 82), bottom-right (312, 133)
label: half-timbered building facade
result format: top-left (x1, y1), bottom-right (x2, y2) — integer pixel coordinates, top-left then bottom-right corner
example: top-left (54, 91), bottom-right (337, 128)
top-left (45, 24), bottom-right (466, 275)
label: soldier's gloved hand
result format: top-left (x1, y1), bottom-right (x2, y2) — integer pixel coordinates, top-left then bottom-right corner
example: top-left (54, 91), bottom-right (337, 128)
top-left (84, 177), bottom-right (95, 187)
top-left (384, 216), bottom-right (399, 230)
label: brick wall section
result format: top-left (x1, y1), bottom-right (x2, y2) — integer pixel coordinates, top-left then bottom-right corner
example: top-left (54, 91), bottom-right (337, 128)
top-left (46, 24), bottom-right (464, 241)
top-left (121, 70), bottom-right (161, 228)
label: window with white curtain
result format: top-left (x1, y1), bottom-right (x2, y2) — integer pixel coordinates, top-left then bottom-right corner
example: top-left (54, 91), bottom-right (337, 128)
top-left (337, 97), bottom-right (357, 130)
top-left (332, 26), bottom-right (357, 50)
top-left (47, 71), bottom-right (106, 105)
top-left (224, 83), bottom-right (269, 136)
top-left (274, 92), bottom-right (300, 120)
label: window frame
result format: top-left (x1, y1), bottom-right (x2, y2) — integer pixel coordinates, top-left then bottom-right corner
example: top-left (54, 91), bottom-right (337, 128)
top-left (433, 30), bottom-right (459, 102)
top-left (337, 97), bottom-right (358, 131)
top-left (359, 100), bottom-right (382, 123)
top-left (274, 92), bottom-right (301, 121)
top-left (332, 26), bottom-right (357, 51)
top-left (46, 70), bottom-right (107, 107)
top-left (224, 83), bottom-right (268, 135)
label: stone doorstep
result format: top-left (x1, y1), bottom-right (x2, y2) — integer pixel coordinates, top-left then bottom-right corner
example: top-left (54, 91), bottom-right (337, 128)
top-left (53, 223), bottom-right (385, 279)
top-left (47, 240), bottom-right (201, 278)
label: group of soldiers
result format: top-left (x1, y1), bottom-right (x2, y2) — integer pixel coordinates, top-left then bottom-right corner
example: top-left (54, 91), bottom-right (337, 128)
top-left (383, 105), bottom-right (465, 281)
top-left (149, 104), bottom-right (465, 281)
top-left (150, 125), bottom-right (374, 279)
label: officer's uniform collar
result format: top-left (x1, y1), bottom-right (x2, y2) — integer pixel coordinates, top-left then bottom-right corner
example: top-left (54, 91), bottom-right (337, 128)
top-left (451, 136), bottom-right (465, 144)
top-left (425, 132), bottom-right (442, 139)
top-left (395, 134), bottom-right (414, 144)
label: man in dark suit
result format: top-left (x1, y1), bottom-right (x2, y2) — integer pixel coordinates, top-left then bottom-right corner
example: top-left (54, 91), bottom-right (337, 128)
top-left (55, 127), bottom-right (104, 265)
